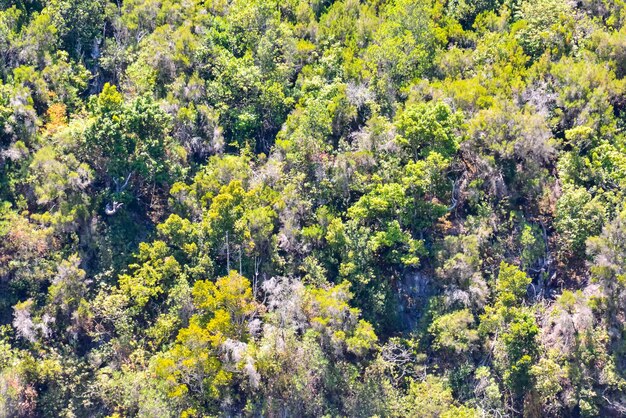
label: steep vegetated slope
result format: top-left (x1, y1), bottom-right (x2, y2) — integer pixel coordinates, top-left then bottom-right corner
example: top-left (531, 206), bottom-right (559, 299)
top-left (1, 0), bottom-right (626, 416)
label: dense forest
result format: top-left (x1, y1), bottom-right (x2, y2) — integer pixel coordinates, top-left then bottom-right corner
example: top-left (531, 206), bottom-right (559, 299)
top-left (1, 0), bottom-right (626, 416)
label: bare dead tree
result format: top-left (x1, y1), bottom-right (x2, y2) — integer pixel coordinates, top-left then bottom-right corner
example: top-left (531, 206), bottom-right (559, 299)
top-left (239, 246), bottom-right (242, 276)
top-left (447, 178), bottom-right (459, 212)
top-left (105, 172), bottom-right (132, 216)
top-left (227, 232), bottom-right (231, 272)
top-left (104, 201), bottom-right (123, 216)
top-left (253, 255), bottom-right (261, 298)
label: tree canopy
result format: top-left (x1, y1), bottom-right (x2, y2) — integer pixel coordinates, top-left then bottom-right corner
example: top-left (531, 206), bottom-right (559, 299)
top-left (1, 0), bottom-right (626, 416)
